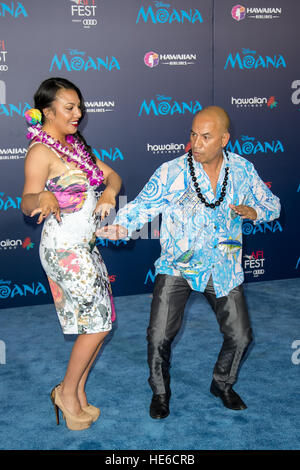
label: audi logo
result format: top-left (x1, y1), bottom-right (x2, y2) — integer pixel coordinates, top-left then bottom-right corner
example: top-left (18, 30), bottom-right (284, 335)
top-left (83, 19), bottom-right (97, 26)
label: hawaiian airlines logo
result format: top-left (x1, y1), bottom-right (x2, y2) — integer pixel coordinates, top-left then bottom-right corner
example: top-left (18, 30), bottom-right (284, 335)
top-left (138, 94), bottom-right (202, 117)
top-left (224, 48), bottom-right (286, 70)
top-left (227, 135), bottom-right (284, 156)
top-left (0, 279), bottom-right (47, 300)
top-left (231, 5), bottom-right (246, 21)
top-left (0, 147), bottom-right (27, 160)
top-left (144, 51), bottom-right (196, 68)
top-left (0, 1), bottom-right (28, 18)
top-left (85, 100), bottom-right (115, 113)
top-left (50, 49), bottom-right (120, 72)
top-left (231, 5), bottom-right (282, 21)
top-left (136, 1), bottom-right (203, 24)
top-left (0, 40), bottom-right (7, 72)
top-left (144, 52), bottom-right (160, 68)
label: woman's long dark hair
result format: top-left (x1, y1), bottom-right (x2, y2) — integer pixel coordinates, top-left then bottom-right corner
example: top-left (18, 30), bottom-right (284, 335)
top-left (33, 77), bottom-right (96, 163)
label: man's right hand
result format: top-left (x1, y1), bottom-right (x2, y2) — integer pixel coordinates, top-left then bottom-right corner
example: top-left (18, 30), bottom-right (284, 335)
top-left (96, 224), bottom-right (128, 240)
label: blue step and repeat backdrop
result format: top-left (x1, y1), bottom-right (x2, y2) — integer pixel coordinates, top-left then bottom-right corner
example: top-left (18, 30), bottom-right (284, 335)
top-left (0, 0), bottom-right (299, 308)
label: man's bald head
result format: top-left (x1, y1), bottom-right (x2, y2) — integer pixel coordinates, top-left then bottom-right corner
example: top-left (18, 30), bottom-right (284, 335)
top-left (190, 106), bottom-right (231, 165)
top-left (193, 106), bottom-right (230, 133)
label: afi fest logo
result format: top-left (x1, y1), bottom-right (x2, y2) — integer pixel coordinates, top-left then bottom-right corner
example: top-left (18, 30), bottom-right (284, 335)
top-left (0, 1), bottom-right (28, 18)
top-left (136, 1), bottom-right (203, 24)
top-left (244, 250), bottom-right (265, 278)
top-left (69, 0), bottom-right (98, 29)
top-left (138, 94), bottom-right (202, 117)
top-left (224, 48), bottom-right (286, 70)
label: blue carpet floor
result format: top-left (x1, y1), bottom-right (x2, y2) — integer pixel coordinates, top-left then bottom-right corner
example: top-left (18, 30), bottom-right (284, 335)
top-left (0, 278), bottom-right (299, 451)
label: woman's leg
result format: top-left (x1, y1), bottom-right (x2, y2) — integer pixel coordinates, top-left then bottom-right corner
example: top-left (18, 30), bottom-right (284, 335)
top-left (60, 331), bottom-right (109, 415)
top-left (77, 337), bottom-right (107, 408)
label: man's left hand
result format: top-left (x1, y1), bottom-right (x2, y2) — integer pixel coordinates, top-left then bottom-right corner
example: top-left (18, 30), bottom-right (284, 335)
top-left (229, 204), bottom-right (257, 220)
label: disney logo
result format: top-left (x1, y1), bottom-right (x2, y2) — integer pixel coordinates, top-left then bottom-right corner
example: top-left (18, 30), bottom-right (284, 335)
top-left (242, 48), bottom-right (256, 55)
top-left (156, 94), bottom-right (172, 101)
top-left (154, 1), bottom-right (170, 8)
top-left (69, 49), bottom-right (85, 56)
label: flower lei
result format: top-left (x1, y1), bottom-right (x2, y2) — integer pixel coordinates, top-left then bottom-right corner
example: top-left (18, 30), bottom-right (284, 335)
top-left (25, 108), bottom-right (104, 187)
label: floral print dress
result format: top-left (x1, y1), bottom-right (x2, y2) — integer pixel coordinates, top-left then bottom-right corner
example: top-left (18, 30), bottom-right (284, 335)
top-left (29, 141), bottom-right (114, 334)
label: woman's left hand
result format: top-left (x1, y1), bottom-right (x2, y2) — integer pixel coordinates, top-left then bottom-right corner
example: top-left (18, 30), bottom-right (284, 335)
top-left (94, 187), bottom-right (116, 220)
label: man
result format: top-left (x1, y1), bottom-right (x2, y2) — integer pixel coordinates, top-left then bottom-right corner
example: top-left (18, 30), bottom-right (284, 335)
top-left (98, 106), bottom-right (281, 418)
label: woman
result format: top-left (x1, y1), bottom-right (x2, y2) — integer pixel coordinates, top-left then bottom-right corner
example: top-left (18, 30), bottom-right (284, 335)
top-left (21, 77), bottom-right (122, 430)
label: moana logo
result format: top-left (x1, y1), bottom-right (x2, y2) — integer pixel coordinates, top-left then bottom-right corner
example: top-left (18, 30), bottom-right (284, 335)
top-left (0, 280), bottom-right (47, 299)
top-left (138, 94), bottom-right (202, 117)
top-left (0, 1), bottom-right (28, 18)
top-left (136, 2), bottom-right (203, 24)
top-left (227, 135), bottom-right (284, 156)
top-left (50, 49), bottom-right (120, 72)
top-left (224, 48), bottom-right (286, 70)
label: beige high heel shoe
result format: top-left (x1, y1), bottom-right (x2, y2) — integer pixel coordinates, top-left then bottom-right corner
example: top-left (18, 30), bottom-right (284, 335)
top-left (82, 404), bottom-right (101, 422)
top-left (50, 385), bottom-right (93, 431)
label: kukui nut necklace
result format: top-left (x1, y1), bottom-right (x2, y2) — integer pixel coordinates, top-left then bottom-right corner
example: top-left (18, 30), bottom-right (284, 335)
top-left (187, 149), bottom-right (229, 209)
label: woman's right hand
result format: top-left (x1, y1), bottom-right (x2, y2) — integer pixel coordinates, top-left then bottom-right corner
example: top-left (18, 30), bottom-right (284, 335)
top-left (31, 191), bottom-right (61, 224)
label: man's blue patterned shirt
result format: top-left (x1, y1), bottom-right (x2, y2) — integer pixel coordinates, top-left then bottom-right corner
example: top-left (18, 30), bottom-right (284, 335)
top-left (114, 152), bottom-right (281, 297)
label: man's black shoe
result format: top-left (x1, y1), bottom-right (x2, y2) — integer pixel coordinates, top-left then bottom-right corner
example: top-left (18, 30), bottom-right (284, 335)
top-left (150, 393), bottom-right (170, 419)
top-left (210, 380), bottom-right (247, 410)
